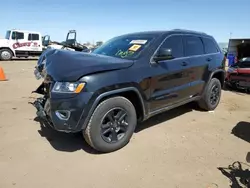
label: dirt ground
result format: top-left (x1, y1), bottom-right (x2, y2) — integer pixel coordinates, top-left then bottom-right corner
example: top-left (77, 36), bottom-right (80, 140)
top-left (1, 60), bottom-right (250, 188)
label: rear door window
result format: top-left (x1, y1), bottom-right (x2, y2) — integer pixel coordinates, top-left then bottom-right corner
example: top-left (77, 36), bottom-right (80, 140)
top-left (28, 34), bottom-right (39, 41)
top-left (202, 37), bottom-right (219, 54)
top-left (183, 35), bottom-right (204, 56)
top-left (159, 35), bottom-right (184, 58)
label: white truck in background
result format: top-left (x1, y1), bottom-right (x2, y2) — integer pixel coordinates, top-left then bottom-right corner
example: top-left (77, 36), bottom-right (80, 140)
top-left (0, 29), bottom-right (44, 60)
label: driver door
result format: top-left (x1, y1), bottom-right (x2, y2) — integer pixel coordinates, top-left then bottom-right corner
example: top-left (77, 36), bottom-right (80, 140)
top-left (149, 35), bottom-right (192, 111)
top-left (11, 31), bottom-right (26, 52)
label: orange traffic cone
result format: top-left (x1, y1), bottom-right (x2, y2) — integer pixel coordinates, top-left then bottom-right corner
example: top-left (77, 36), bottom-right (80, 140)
top-left (0, 66), bottom-right (7, 81)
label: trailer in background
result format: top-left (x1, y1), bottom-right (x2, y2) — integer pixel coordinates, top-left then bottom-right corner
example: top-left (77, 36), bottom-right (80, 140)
top-left (227, 38), bottom-right (250, 66)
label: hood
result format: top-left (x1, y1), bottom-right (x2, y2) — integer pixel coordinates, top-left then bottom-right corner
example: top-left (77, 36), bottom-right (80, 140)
top-left (37, 49), bottom-right (134, 82)
top-left (0, 39), bottom-right (9, 46)
top-left (227, 67), bottom-right (250, 75)
top-left (228, 61), bottom-right (250, 74)
top-left (236, 68), bottom-right (250, 74)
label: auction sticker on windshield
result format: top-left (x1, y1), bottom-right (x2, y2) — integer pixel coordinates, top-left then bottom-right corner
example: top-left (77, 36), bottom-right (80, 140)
top-left (129, 44), bottom-right (141, 52)
top-left (130, 40), bottom-right (148, 44)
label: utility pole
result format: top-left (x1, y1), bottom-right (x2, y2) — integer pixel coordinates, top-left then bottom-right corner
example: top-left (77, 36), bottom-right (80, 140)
top-left (228, 32), bottom-right (232, 56)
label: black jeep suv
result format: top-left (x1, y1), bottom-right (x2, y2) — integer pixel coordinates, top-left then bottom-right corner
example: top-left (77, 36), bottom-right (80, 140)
top-left (32, 29), bottom-right (225, 153)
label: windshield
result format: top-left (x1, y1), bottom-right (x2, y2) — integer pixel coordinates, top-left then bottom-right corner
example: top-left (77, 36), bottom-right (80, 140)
top-left (92, 34), bottom-right (154, 60)
top-left (231, 57), bottom-right (250, 68)
top-left (239, 57), bottom-right (250, 62)
top-left (5, 30), bottom-right (11, 39)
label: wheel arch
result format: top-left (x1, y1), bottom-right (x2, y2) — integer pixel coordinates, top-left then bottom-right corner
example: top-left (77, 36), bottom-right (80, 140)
top-left (201, 69), bottom-right (225, 97)
top-left (210, 69), bottom-right (226, 87)
top-left (80, 87), bottom-right (146, 130)
top-left (0, 47), bottom-right (15, 56)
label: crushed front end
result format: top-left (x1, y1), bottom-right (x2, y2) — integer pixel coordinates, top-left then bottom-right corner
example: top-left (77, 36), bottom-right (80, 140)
top-left (30, 50), bottom-right (92, 133)
top-left (31, 66), bottom-right (94, 133)
top-left (31, 71), bottom-right (55, 130)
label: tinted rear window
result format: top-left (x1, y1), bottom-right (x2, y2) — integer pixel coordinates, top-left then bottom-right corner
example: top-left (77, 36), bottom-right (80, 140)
top-left (183, 36), bottom-right (204, 56)
top-left (202, 37), bottom-right (219, 54)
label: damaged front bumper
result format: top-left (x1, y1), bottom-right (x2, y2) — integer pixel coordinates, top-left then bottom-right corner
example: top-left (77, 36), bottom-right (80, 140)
top-left (31, 95), bottom-right (82, 133)
top-left (31, 95), bottom-right (56, 130)
top-left (33, 97), bottom-right (47, 120)
top-left (31, 83), bottom-right (93, 133)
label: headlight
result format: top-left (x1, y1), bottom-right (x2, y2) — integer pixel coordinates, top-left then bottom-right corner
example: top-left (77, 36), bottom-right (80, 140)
top-left (52, 82), bottom-right (86, 93)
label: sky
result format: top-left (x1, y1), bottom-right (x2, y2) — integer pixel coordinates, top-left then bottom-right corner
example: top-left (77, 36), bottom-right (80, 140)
top-left (0, 0), bottom-right (250, 43)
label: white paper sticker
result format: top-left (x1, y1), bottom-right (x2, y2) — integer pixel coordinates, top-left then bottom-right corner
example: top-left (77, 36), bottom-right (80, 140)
top-left (130, 40), bottom-right (148, 45)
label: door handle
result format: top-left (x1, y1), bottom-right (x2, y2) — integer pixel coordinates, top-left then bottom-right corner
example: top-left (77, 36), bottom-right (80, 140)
top-left (182, 62), bottom-right (188, 66)
top-left (206, 58), bottom-right (212, 62)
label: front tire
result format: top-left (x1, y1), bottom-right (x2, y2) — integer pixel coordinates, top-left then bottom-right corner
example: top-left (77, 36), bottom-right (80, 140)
top-left (0, 49), bottom-right (13, 61)
top-left (83, 96), bottom-right (137, 153)
top-left (198, 78), bottom-right (222, 111)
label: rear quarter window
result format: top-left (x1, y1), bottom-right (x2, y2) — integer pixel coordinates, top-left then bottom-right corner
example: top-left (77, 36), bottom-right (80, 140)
top-left (202, 37), bottom-right (219, 54)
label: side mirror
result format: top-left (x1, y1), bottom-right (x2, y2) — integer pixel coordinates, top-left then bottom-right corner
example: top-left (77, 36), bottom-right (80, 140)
top-left (154, 48), bottom-right (174, 62)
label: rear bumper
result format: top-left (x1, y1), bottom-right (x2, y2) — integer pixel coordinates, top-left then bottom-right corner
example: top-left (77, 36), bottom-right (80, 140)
top-left (32, 92), bottom-right (93, 133)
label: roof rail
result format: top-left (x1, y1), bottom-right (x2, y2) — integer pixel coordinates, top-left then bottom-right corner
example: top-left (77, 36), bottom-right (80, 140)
top-left (172, 29), bottom-right (207, 35)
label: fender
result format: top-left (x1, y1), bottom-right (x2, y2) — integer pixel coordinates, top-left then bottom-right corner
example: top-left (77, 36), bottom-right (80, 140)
top-left (79, 87), bottom-right (146, 130)
top-left (202, 69), bottom-right (226, 96)
top-left (0, 47), bottom-right (15, 56)
top-left (209, 69), bottom-right (226, 82)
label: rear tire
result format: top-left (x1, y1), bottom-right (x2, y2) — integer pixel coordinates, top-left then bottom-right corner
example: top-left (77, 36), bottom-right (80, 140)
top-left (198, 78), bottom-right (222, 111)
top-left (0, 49), bottom-right (13, 61)
top-left (83, 96), bottom-right (137, 153)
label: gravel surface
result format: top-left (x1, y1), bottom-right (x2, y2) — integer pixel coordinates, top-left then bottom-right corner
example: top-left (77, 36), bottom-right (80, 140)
top-left (0, 60), bottom-right (250, 188)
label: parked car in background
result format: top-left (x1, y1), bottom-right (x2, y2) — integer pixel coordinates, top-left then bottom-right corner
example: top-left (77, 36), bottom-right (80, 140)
top-left (32, 29), bottom-right (225, 153)
top-left (225, 57), bottom-right (250, 91)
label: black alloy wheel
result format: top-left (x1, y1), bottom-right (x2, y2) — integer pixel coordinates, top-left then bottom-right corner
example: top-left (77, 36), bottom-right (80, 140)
top-left (100, 107), bottom-right (128, 143)
top-left (197, 78), bottom-right (222, 111)
top-left (83, 96), bottom-right (137, 153)
top-left (210, 85), bottom-right (220, 106)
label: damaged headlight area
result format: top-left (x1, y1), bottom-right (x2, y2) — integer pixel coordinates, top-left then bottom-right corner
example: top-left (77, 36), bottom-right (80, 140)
top-left (34, 58), bottom-right (47, 80)
top-left (52, 82), bottom-right (86, 94)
